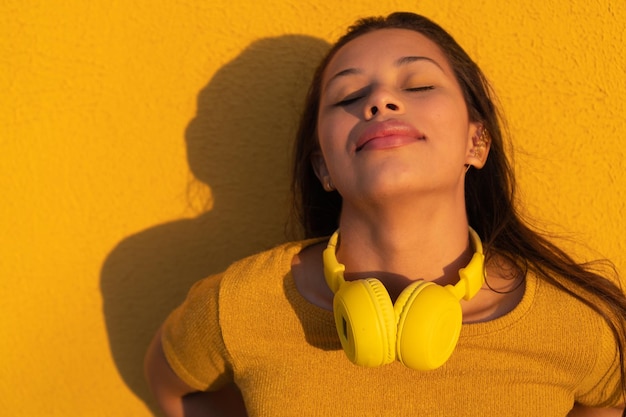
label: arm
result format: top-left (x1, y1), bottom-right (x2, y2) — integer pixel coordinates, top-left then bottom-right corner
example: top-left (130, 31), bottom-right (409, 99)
top-left (144, 326), bottom-right (198, 417)
top-left (568, 404), bottom-right (625, 417)
top-left (144, 327), bottom-right (248, 417)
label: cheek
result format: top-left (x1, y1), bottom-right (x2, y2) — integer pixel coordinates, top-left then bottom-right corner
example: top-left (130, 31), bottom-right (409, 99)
top-left (426, 98), bottom-right (471, 136)
top-left (317, 112), bottom-right (348, 151)
top-left (316, 116), bottom-right (352, 180)
top-left (427, 93), bottom-right (466, 118)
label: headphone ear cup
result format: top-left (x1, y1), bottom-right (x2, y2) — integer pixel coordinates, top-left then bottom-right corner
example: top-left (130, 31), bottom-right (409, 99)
top-left (332, 278), bottom-right (397, 367)
top-left (394, 281), bottom-right (463, 370)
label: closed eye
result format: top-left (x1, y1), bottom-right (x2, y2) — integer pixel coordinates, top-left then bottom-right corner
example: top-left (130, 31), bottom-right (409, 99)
top-left (335, 95), bottom-right (364, 107)
top-left (333, 85), bottom-right (370, 107)
top-left (334, 85), bottom-right (433, 107)
top-left (406, 85), bottom-right (435, 92)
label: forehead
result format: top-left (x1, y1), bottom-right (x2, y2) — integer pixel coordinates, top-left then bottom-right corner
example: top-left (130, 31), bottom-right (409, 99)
top-left (323, 29), bottom-right (452, 83)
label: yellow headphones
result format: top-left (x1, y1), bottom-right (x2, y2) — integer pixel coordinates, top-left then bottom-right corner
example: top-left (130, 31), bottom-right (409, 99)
top-left (323, 227), bottom-right (485, 370)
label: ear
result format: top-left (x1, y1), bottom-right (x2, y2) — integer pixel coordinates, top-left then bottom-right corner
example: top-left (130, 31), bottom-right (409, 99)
top-left (311, 151), bottom-right (335, 192)
top-left (465, 123), bottom-right (491, 169)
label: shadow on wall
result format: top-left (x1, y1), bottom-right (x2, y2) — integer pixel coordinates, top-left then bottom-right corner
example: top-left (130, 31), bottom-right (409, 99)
top-left (100, 35), bottom-right (330, 415)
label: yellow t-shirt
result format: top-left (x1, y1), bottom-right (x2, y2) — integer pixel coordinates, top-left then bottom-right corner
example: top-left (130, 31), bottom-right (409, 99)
top-left (162, 240), bottom-right (623, 416)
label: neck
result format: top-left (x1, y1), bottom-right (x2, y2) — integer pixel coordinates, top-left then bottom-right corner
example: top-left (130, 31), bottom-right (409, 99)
top-left (335, 195), bottom-right (473, 298)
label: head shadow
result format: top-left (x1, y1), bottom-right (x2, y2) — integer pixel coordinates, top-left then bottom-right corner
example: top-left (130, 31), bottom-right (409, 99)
top-left (100, 34), bottom-right (329, 414)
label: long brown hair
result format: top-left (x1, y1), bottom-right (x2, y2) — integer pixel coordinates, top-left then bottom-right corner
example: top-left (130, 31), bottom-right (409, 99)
top-left (291, 11), bottom-right (626, 403)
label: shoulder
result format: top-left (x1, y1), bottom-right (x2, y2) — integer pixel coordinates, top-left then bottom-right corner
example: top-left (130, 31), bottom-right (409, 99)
top-left (534, 272), bottom-right (613, 327)
top-left (219, 238), bottom-right (324, 289)
top-left (216, 238), bottom-right (331, 360)
top-left (165, 239), bottom-right (320, 326)
top-left (531, 272), bottom-right (611, 337)
top-left (215, 238), bottom-right (328, 312)
top-left (532, 273), bottom-right (623, 406)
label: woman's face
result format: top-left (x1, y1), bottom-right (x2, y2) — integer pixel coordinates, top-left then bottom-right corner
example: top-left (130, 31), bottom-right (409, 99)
top-left (315, 29), bottom-right (482, 207)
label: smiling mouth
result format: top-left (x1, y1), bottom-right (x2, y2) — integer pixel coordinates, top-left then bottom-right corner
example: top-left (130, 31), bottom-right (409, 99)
top-left (355, 120), bottom-right (426, 152)
top-left (356, 134), bottom-right (426, 152)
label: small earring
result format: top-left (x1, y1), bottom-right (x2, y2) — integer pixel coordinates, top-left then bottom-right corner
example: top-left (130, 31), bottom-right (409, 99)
top-left (467, 126), bottom-right (490, 173)
top-left (323, 176), bottom-right (335, 192)
top-left (475, 126), bottom-right (490, 148)
top-left (472, 126), bottom-right (490, 159)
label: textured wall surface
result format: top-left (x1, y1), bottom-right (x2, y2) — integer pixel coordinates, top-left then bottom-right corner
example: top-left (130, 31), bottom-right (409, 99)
top-left (1, 0), bottom-right (624, 415)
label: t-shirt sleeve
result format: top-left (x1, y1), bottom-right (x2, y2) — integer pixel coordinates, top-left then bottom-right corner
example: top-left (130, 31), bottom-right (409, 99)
top-left (161, 273), bottom-right (233, 391)
top-left (575, 317), bottom-right (624, 407)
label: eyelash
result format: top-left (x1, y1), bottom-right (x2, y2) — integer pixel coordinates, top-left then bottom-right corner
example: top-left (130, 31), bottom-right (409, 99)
top-left (334, 85), bottom-right (434, 107)
top-left (335, 96), bottom-right (362, 106)
top-left (406, 85), bottom-right (435, 92)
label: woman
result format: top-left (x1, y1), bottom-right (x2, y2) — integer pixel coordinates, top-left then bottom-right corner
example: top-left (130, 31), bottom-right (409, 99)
top-left (145, 12), bottom-right (626, 416)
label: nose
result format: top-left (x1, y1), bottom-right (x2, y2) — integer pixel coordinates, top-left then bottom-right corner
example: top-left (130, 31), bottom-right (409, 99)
top-left (364, 86), bottom-right (404, 120)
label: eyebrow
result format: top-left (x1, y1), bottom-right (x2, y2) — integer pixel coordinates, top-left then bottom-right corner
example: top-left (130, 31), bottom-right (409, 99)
top-left (396, 55), bottom-right (444, 70)
top-left (325, 55), bottom-right (444, 90)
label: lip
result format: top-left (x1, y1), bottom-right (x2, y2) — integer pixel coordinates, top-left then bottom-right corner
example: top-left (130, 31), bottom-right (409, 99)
top-left (355, 120), bottom-right (426, 152)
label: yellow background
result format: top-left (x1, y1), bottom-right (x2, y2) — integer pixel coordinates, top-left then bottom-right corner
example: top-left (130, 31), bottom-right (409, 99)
top-left (2, 0), bottom-right (624, 415)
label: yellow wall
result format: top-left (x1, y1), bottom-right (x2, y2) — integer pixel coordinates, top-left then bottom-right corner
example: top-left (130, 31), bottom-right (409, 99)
top-left (2, 0), bottom-right (624, 415)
